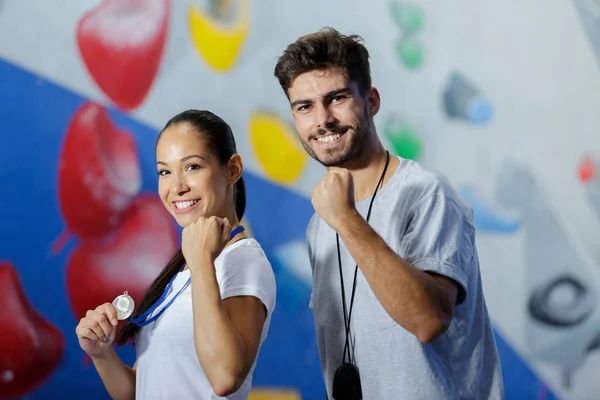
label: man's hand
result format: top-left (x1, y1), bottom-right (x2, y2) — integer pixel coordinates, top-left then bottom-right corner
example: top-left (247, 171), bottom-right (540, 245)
top-left (311, 168), bottom-right (357, 232)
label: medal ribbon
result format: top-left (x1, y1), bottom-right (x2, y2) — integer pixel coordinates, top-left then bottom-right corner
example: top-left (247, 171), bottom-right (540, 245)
top-left (129, 225), bottom-right (245, 327)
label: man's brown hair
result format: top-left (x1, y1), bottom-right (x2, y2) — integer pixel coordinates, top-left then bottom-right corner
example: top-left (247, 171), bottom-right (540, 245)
top-left (274, 27), bottom-right (372, 97)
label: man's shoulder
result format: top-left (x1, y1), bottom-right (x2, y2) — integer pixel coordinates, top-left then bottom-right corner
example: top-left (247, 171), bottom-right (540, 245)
top-left (398, 159), bottom-right (456, 197)
top-left (396, 158), bottom-right (472, 216)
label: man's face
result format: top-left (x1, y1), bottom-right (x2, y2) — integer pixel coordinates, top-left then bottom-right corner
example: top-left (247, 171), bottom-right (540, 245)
top-left (287, 68), bottom-right (376, 167)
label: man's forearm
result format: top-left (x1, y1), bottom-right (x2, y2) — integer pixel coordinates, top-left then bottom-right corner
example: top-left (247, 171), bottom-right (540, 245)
top-left (337, 211), bottom-right (453, 342)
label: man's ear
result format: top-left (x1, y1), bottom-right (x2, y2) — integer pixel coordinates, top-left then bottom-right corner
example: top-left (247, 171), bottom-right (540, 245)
top-left (367, 86), bottom-right (381, 117)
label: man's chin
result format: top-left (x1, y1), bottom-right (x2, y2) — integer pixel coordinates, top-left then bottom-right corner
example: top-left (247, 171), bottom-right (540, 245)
top-left (314, 150), bottom-right (352, 168)
top-left (320, 159), bottom-right (345, 168)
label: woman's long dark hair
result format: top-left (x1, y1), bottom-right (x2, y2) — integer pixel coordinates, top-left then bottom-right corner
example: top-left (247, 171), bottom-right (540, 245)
top-left (115, 109), bottom-right (246, 346)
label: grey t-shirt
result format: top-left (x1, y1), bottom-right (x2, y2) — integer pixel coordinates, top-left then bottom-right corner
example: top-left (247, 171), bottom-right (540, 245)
top-left (307, 157), bottom-right (504, 399)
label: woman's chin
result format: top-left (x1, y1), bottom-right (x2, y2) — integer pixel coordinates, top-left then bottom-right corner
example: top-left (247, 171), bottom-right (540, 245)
top-left (174, 211), bottom-right (202, 228)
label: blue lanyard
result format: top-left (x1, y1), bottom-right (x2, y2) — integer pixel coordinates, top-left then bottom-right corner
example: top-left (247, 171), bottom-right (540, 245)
top-left (129, 225), bottom-right (245, 327)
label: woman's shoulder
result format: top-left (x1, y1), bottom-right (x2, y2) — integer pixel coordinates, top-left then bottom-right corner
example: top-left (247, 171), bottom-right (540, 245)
top-left (222, 237), bottom-right (265, 256)
top-left (216, 237), bottom-right (277, 310)
top-left (218, 238), bottom-right (272, 270)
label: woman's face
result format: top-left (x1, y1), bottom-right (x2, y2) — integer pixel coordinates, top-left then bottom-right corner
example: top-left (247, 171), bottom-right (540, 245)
top-left (155, 122), bottom-right (231, 228)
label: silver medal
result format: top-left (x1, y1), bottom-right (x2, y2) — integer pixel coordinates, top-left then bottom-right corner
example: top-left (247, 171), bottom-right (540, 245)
top-left (112, 291), bottom-right (135, 320)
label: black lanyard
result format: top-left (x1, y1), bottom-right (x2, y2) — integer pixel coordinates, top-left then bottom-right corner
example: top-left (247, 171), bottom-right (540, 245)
top-left (332, 151), bottom-right (390, 400)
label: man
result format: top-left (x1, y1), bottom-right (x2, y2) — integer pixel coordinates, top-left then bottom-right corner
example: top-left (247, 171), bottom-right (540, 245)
top-left (273, 28), bottom-right (504, 399)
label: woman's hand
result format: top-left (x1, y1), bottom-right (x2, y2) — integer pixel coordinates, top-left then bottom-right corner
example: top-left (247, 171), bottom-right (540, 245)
top-left (75, 303), bottom-right (119, 359)
top-left (182, 216), bottom-right (233, 268)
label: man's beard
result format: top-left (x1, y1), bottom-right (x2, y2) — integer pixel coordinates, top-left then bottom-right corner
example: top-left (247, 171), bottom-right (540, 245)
top-left (302, 120), bottom-right (370, 167)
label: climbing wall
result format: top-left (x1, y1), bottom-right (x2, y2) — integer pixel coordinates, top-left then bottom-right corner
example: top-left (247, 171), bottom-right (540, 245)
top-left (1, 0), bottom-right (600, 399)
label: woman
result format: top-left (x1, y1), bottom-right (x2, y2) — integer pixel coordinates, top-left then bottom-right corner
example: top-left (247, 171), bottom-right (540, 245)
top-left (75, 109), bottom-right (277, 399)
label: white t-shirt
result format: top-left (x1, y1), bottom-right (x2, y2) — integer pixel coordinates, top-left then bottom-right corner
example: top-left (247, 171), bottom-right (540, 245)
top-left (134, 238), bottom-right (277, 399)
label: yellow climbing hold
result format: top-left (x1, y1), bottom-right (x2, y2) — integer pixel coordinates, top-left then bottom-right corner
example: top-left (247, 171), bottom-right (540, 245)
top-left (249, 111), bottom-right (307, 185)
top-left (248, 388), bottom-right (302, 400)
top-left (188, 0), bottom-right (250, 72)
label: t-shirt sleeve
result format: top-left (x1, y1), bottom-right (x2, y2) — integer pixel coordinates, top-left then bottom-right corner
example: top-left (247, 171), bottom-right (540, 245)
top-left (306, 214), bottom-right (318, 269)
top-left (218, 247), bottom-right (277, 317)
top-left (306, 215), bottom-right (318, 310)
top-left (399, 194), bottom-right (475, 305)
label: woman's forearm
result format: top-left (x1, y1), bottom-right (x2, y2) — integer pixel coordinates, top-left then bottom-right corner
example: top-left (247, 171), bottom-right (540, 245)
top-left (189, 261), bottom-right (248, 397)
top-left (92, 347), bottom-right (136, 400)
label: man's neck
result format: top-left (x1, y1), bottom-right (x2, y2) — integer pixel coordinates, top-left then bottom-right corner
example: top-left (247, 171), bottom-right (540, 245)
top-left (332, 141), bottom-right (399, 202)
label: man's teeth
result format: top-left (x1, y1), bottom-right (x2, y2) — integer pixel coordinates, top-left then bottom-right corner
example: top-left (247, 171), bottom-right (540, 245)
top-left (175, 200), bottom-right (198, 209)
top-left (316, 133), bottom-right (341, 143)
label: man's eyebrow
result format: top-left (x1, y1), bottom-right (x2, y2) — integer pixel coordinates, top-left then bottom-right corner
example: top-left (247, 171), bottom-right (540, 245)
top-left (291, 98), bottom-right (312, 109)
top-left (324, 88), bottom-right (352, 98)
top-left (290, 87), bottom-right (352, 109)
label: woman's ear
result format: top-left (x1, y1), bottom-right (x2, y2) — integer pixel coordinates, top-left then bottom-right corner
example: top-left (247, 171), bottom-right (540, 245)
top-left (227, 154), bottom-right (244, 184)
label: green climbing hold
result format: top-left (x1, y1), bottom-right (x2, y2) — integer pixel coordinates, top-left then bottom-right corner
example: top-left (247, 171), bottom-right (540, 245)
top-left (389, 2), bottom-right (424, 34)
top-left (396, 36), bottom-right (423, 70)
top-left (385, 117), bottom-right (423, 160)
